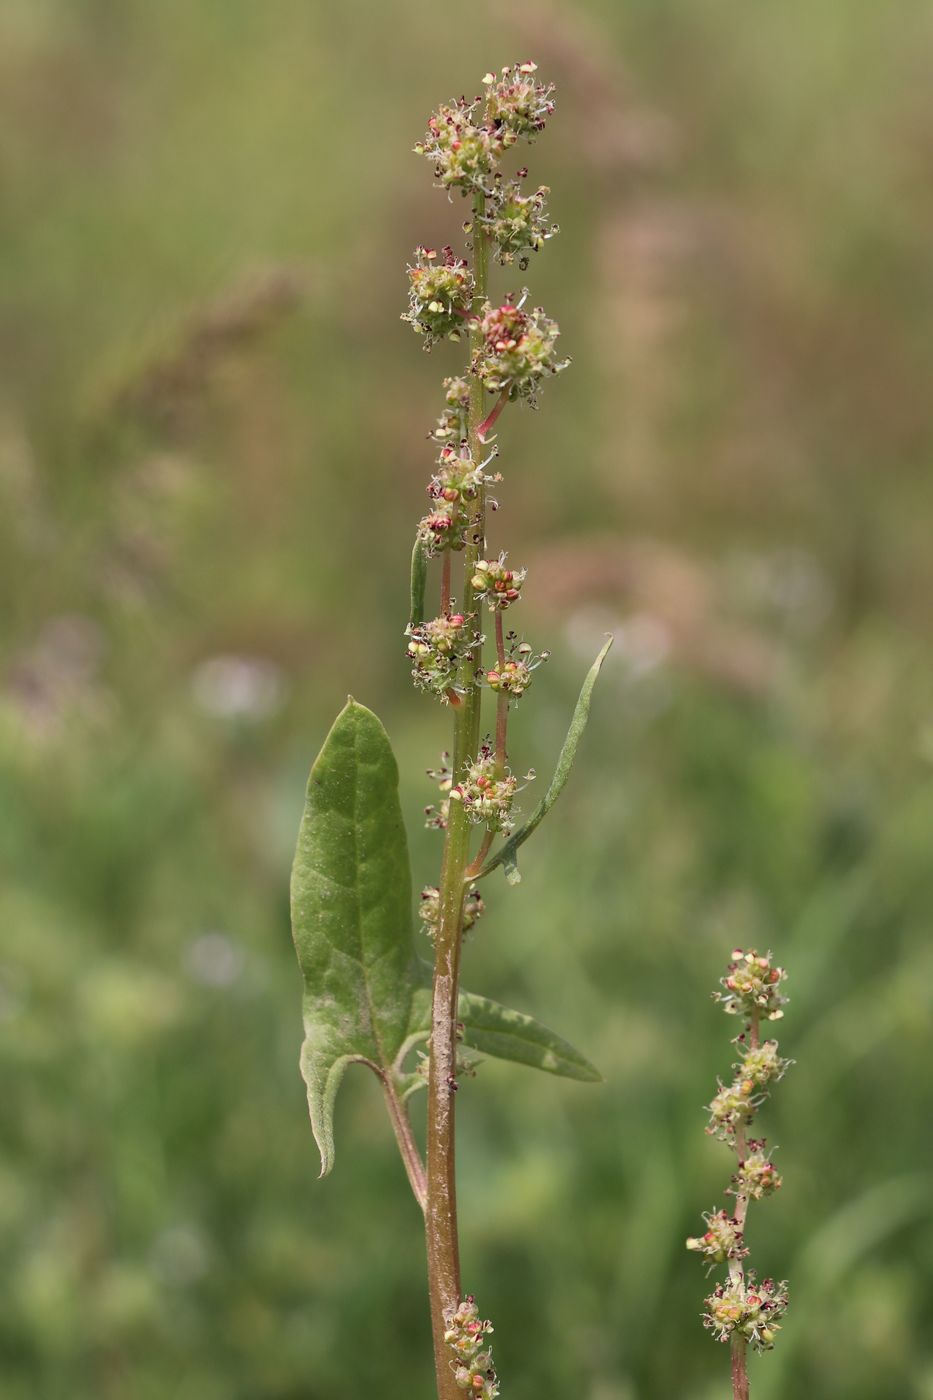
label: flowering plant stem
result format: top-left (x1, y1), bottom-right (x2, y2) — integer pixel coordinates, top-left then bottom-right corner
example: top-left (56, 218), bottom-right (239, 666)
top-left (425, 184), bottom-right (489, 1400)
top-left (290, 62), bottom-right (609, 1400)
top-left (688, 951), bottom-right (791, 1398)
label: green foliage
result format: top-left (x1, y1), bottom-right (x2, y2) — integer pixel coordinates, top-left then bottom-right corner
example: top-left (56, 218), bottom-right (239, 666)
top-left (290, 699), bottom-right (415, 1175)
top-left (480, 637), bottom-right (613, 883)
top-left (3, 1), bottom-right (933, 1397)
top-left (291, 698), bottom-right (601, 1174)
top-left (409, 971), bottom-right (602, 1083)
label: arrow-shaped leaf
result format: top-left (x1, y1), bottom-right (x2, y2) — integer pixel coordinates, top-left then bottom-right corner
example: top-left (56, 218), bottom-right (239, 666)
top-left (290, 698), bottom-right (416, 1176)
top-left (480, 636), bottom-right (613, 884)
top-left (405, 967), bottom-right (602, 1083)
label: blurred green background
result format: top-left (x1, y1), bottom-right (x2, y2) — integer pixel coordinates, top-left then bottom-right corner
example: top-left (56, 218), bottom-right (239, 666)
top-left (2, 1), bottom-right (932, 1396)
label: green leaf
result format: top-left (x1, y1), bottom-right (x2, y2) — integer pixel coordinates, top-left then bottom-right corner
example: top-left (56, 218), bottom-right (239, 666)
top-left (406, 965), bottom-right (602, 1083)
top-left (480, 636), bottom-right (613, 882)
top-left (290, 698), bottom-right (416, 1175)
top-left (408, 535), bottom-right (428, 630)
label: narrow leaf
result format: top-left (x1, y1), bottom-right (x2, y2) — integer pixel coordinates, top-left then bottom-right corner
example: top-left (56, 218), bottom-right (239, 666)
top-left (290, 698), bottom-right (416, 1175)
top-left (407, 968), bottom-right (602, 1083)
top-left (408, 535), bottom-right (428, 630)
top-left (480, 636), bottom-right (613, 881)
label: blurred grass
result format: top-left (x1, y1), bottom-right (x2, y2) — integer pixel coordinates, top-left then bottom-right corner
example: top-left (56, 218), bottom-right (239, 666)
top-left (2, 1), bottom-right (933, 1396)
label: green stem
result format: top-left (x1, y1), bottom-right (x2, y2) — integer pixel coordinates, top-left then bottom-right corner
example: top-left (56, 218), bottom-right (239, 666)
top-left (425, 186), bottom-right (488, 1400)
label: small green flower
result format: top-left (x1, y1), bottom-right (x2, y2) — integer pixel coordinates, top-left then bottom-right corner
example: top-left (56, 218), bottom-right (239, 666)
top-left (485, 173), bottom-right (557, 268)
top-left (430, 376), bottom-right (471, 443)
top-left (402, 246), bottom-right (474, 348)
top-left (450, 741), bottom-right (527, 832)
top-left (735, 1037), bottom-right (790, 1089)
top-left (414, 99), bottom-right (496, 192)
top-left (483, 61), bottom-right (555, 143)
top-left (716, 949), bottom-right (788, 1022)
top-left (485, 639), bottom-right (549, 698)
top-left (732, 1141), bottom-right (783, 1200)
top-left (703, 1275), bottom-right (789, 1352)
top-left (706, 1078), bottom-right (758, 1140)
top-left (473, 299), bottom-right (568, 407)
top-left (471, 555), bottom-right (526, 610)
top-left (444, 1296), bottom-right (499, 1398)
top-left (686, 1209), bottom-right (747, 1271)
top-left (419, 884), bottom-right (484, 940)
top-left (407, 613), bottom-right (478, 701)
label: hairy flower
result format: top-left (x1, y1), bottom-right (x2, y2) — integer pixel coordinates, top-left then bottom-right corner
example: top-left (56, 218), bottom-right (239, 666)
top-left (732, 1142), bottom-right (783, 1200)
top-left (407, 613), bottom-right (478, 701)
top-left (485, 638), bottom-right (549, 698)
top-left (703, 1275), bottom-right (789, 1352)
top-left (471, 555), bottom-right (526, 610)
top-left (686, 1209), bottom-right (747, 1271)
top-left (706, 1078), bottom-right (758, 1141)
top-left (473, 299), bottom-right (568, 406)
top-left (716, 949), bottom-right (788, 1022)
top-left (485, 174), bottom-right (557, 268)
top-left (402, 246), bottom-right (474, 348)
top-left (414, 99), bottom-right (497, 192)
top-left (451, 741), bottom-right (526, 832)
top-left (483, 61), bottom-right (555, 143)
top-left (419, 884), bottom-right (484, 940)
top-left (444, 1296), bottom-right (499, 1398)
top-left (430, 376), bottom-right (471, 443)
top-left (735, 1038), bottom-right (790, 1090)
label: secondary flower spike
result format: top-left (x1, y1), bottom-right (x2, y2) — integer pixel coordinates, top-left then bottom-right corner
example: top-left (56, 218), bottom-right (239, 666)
top-left (688, 949), bottom-right (791, 1398)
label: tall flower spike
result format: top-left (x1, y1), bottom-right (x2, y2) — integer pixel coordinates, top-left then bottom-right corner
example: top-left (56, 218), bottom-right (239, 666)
top-left (405, 64), bottom-right (571, 1400)
top-left (689, 949), bottom-right (790, 1397)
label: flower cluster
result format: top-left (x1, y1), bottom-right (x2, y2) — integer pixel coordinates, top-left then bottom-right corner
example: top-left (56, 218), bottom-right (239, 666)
top-left (484, 174), bottom-right (557, 268)
top-left (430, 377), bottom-right (471, 443)
top-left (703, 1275), bottom-right (789, 1352)
top-left (402, 246), bottom-right (474, 348)
top-left (689, 950), bottom-right (791, 1373)
top-left (417, 446), bottom-right (497, 556)
top-left (473, 300), bottom-right (568, 407)
top-left (715, 949), bottom-right (787, 1021)
top-left (731, 1142), bottom-right (782, 1200)
top-left (483, 62), bottom-right (555, 142)
top-left (444, 1296), bottom-right (499, 1398)
top-left (423, 753), bottom-right (452, 830)
top-left (485, 637), bottom-right (549, 698)
top-left (707, 1034), bottom-right (790, 1141)
top-left (407, 613), bottom-right (477, 701)
top-left (414, 63), bottom-right (554, 200)
top-left (685, 1210), bottom-right (747, 1271)
top-left (419, 884), bottom-right (485, 940)
top-left (450, 741), bottom-right (525, 832)
top-left (471, 555), bottom-right (526, 610)
top-left (414, 98), bottom-right (498, 192)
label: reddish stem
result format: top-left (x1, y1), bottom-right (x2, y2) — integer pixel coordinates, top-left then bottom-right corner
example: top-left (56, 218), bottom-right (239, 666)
top-left (477, 388), bottom-right (509, 442)
top-left (441, 551), bottom-right (451, 614)
top-left (731, 1337), bottom-right (749, 1400)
